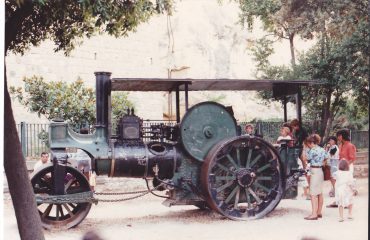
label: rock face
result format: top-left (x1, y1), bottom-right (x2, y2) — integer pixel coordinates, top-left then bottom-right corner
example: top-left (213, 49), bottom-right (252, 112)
top-left (6, 0), bottom-right (311, 123)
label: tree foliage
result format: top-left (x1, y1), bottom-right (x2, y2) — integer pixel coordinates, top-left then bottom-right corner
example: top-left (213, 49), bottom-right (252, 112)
top-left (10, 76), bottom-right (134, 128)
top-left (6, 0), bottom-right (173, 55)
top-left (248, 15), bottom-right (369, 135)
top-left (238, 0), bottom-right (369, 66)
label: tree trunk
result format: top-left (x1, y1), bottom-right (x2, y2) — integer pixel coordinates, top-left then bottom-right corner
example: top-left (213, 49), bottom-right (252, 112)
top-left (289, 34), bottom-right (296, 66)
top-left (323, 116), bottom-right (333, 142)
top-left (321, 89), bottom-right (332, 139)
top-left (4, 67), bottom-right (45, 240)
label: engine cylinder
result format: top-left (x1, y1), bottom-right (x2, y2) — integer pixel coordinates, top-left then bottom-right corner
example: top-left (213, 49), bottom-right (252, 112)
top-left (107, 142), bottom-right (179, 178)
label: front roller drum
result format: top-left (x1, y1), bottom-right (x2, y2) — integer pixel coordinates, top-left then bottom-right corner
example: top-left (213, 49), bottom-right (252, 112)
top-left (201, 135), bottom-right (284, 220)
top-left (31, 164), bottom-right (92, 229)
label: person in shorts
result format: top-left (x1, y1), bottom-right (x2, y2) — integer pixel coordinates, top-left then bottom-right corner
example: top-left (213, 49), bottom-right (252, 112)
top-left (325, 136), bottom-right (340, 197)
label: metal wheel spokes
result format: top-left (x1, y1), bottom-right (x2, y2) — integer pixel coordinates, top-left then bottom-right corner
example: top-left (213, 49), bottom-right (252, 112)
top-left (201, 136), bottom-right (283, 220)
top-left (31, 165), bottom-right (92, 229)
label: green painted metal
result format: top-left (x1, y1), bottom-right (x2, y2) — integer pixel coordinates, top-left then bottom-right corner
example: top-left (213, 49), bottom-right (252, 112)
top-left (279, 146), bottom-right (301, 199)
top-left (163, 146), bottom-right (205, 206)
top-left (180, 102), bottom-right (237, 162)
top-left (35, 191), bottom-right (97, 204)
top-left (20, 122), bottom-right (27, 158)
top-left (49, 122), bottom-right (110, 161)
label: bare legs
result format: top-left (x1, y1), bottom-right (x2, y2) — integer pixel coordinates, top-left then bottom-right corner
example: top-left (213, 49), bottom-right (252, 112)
top-left (338, 204), bottom-right (353, 222)
top-left (317, 194), bottom-right (323, 215)
top-left (305, 193), bottom-right (323, 220)
top-left (330, 178), bottom-right (336, 196)
top-left (310, 195), bottom-right (318, 217)
top-left (339, 206), bottom-right (344, 221)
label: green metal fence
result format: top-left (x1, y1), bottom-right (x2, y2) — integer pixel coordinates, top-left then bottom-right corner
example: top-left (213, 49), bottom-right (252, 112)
top-left (16, 122), bottom-right (50, 159)
top-left (16, 122), bottom-right (368, 158)
top-left (350, 130), bottom-right (369, 149)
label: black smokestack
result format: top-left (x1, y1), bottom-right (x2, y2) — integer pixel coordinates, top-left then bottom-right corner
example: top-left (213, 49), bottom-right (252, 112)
top-left (94, 72), bottom-right (111, 127)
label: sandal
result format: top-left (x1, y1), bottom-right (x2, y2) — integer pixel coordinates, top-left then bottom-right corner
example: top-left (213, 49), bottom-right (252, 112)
top-left (304, 216), bottom-right (318, 220)
top-left (317, 214), bottom-right (322, 218)
top-left (339, 219), bottom-right (344, 222)
top-left (326, 203), bottom-right (338, 208)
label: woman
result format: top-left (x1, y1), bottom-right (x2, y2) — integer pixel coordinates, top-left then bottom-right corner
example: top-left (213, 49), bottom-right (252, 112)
top-left (304, 134), bottom-right (329, 220)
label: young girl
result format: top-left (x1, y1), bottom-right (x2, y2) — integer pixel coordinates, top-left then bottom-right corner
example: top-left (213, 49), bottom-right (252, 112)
top-left (277, 126), bottom-right (293, 146)
top-left (335, 160), bottom-right (355, 222)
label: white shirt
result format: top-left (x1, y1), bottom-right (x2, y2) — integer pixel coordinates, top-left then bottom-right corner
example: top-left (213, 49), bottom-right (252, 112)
top-left (277, 135), bottom-right (292, 143)
top-left (327, 145), bottom-right (340, 160)
top-left (33, 160), bottom-right (48, 172)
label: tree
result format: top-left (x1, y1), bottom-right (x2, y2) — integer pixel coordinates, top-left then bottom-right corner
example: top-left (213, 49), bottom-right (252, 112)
top-left (298, 21), bottom-right (369, 137)
top-left (248, 20), bottom-right (369, 139)
top-left (5, 1), bottom-right (172, 239)
top-left (241, 0), bottom-right (369, 139)
top-left (10, 76), bottom-right (134, 129)
top-left (238, 0), bottom-right (369, 66)
top-left (238, 0), bottom-right (315, 65)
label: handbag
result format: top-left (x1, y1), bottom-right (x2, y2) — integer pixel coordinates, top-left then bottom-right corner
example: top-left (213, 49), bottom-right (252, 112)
top-left (322, 165), bottom-right (331, 181)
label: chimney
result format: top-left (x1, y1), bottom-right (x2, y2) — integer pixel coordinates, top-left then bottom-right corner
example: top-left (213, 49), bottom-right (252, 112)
top-left (94, 72), bottom-right (111, 128)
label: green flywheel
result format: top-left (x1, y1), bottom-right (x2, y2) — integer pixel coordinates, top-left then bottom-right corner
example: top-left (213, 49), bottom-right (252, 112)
top-left (180, 102), bottom-right (237, 162)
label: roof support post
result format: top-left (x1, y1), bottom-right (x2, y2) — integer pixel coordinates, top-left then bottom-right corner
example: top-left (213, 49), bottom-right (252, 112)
top-left (283, 96), bottom-right (287, 122)
top-left (176, 86), bottom-right (180, 123)
top-left (296, 86), bottom-right (302, 125)
top-left (185, 83), bottom-right (189, 112)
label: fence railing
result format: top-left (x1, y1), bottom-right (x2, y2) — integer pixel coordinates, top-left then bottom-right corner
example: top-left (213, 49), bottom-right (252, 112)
top-left (16, 121), bottom-right (368, 158)
top-left (351, 130), bottom-right (369, 149)
top-left (16, 122), bottom-right (49, 159)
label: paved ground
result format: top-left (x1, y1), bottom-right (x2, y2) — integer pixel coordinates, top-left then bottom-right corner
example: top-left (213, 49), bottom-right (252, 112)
top-left (3, 177), bottom-right (368, 240)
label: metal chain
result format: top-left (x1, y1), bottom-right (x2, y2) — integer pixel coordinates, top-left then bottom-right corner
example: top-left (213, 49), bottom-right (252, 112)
top-left (94, 189), bottom-right (149, 195)
top-left (94, 184), bottom-right (162, 203)
top-left (96, 190), bottom-right (151, 203)
top-left (35, 185), bottom-right (164, 204)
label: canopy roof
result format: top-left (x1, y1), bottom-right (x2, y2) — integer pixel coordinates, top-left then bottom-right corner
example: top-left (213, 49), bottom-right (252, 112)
top-left (111, 78), bottom-right (316, 93)
top-left (111, 78), bottom-right (318, 97)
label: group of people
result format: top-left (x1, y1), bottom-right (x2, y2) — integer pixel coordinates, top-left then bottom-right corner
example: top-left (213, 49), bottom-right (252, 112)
top-left (278, 121), bottom-right (357, 222)
top-left (244, 120), bottom-right (357, 222)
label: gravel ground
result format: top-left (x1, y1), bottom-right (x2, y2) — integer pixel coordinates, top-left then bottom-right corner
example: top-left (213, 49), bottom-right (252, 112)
top-left (3, 177), bottom-right (368, 240)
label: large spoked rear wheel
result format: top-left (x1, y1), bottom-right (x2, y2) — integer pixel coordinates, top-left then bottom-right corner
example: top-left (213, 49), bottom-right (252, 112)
top-left (201, 136), bottom-right (284, 220)
top-left (31, 165), bottom-right (92, 229)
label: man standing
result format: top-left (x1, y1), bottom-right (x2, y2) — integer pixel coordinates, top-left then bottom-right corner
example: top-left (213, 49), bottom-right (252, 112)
top-left (33, 152), bottom-right (49, 172)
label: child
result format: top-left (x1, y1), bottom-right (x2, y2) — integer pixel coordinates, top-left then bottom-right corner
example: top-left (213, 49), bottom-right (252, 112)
top-left (276, 127), bottom-right (293, 147)
top-left (244, 124), bottom-right (254, 135)
top-left (335, 160), bottom-right (356, 222)
top-left (325, 136), bottom-right (340, 197)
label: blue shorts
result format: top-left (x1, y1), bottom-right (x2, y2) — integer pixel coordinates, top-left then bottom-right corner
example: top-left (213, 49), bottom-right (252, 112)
top-left (329, 158), bottom-right (339, 178)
